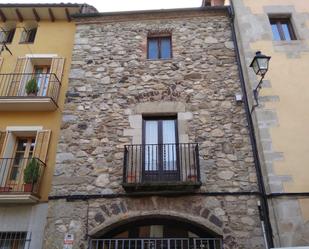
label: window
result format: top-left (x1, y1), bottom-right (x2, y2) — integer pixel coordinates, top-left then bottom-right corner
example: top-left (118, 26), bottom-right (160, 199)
top-left (20, 28), bottom-right (37, 43)
top-left (143, 116), bottom-right (178, 181)
top-left (0, 232), bottom-right (28, 249)
top-left (147, 36), bottom-right (172, 60)
top-left (0, 129), bottom-right (50, 193)
top-left (0, 29), bottom-right (15, 44)
top-left (269, 17), bottom-right (296, 41)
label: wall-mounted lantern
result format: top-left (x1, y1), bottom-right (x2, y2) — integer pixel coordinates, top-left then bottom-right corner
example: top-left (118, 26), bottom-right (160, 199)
top-left (250, 51), bottom-right (271, 112)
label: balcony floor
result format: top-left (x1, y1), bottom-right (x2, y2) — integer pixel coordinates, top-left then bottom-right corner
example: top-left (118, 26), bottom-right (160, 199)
top-left (0, 193), bottom-right (39, 203)
top-left (122, 181), bottom-right (202, 192)
top-left (0, 97), bottom-right (58, 111)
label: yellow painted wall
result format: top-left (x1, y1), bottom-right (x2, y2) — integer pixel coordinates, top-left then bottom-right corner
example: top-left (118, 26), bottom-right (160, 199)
top-left (242, 0), bottom-right (309, 222)
top-left (0, 20), bottom-right (76, 201)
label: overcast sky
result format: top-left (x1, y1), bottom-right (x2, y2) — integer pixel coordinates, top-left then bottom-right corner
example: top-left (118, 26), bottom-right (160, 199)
top-left (0, 0), bottom-right (203, 12)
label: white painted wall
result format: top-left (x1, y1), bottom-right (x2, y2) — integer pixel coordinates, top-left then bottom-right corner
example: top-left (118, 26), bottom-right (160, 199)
top-left (0, 203), bottom-right (48, 249)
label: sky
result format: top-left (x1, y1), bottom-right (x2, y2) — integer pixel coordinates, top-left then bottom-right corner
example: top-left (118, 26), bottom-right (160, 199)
top-left (0, 0), bottom-right (203, 12)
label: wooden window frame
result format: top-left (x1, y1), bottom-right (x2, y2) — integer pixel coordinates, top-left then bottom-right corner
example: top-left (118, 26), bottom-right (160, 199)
top-left (269, 17), bottom-right (296, 41)
top-left (147, 35), bottom-right (172, 60)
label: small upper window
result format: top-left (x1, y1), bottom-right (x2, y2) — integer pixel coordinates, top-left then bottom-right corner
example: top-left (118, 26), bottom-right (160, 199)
top-left (147, 36), bottom-right (172, 60)
top-left (0, 28), bottom-right (16, 44)
top-left (269, 17), bottom-right (296, 41)
top-left (20, 28), bottom-right (37, 43)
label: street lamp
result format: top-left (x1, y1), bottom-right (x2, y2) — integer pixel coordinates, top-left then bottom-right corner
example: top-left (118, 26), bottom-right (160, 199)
top-left (249, 51), bottom-right (271, 112)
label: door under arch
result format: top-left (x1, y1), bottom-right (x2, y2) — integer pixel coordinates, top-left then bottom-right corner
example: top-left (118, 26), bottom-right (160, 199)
top-left (90, 217), bottom-right (223, 249)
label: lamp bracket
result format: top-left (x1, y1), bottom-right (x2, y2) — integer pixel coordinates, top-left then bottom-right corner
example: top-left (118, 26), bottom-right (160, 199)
top-left (251, 74), bottom-right (265, 113)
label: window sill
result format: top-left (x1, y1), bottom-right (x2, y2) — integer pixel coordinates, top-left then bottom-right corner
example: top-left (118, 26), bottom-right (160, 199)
top-left (272, 40), bottom-right (301, 45)
top-left (19, 42), bottom-right (35, 44)
top-left (146, 58), bottom-right (173, 62)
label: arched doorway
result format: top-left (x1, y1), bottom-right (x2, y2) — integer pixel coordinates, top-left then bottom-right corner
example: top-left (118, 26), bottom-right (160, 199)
top-left (90, 216), bottom-right (223, 249)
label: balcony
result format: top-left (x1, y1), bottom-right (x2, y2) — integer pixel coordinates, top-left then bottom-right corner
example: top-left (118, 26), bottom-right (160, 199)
top-left (0, 157), bottom-right (45, 203)
top-left (122, 143), bottom-right (201, 191)
top-left (90, 238), bottom-right (223, 249)
top-left (0, 73), bottom-right (61, 111)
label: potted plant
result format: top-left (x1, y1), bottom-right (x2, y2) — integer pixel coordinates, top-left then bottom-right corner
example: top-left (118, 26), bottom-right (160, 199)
top-left (23, 158), bottom-right (40, 192)
top-left (127, 172), bottom-right (136, 183)
top-left (25, 78), bottom-right (39, 96)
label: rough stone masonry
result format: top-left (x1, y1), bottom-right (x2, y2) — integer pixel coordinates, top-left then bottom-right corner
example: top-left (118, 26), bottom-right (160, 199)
top-left (43, 8), bottom-right (265, 249)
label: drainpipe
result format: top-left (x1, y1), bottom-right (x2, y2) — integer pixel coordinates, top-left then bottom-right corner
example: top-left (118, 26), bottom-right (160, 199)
top-left (227, 2), bottom-right (274, 248)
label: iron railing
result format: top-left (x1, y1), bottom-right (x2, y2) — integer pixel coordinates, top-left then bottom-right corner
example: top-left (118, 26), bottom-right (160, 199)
top-left (0, 232), bottom-right (30, 249)
top-left (0, 73), bottom-right (61, 104)
top-left (89, 238), bottom-right (223, 249)
top-left (123, 143), bottom-right (200, 185)
top-left (0, 158), bottom-right (45, 195)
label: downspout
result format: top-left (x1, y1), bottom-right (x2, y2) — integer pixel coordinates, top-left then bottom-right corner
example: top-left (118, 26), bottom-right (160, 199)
top-left (227, 3), bottom-right (274, 248)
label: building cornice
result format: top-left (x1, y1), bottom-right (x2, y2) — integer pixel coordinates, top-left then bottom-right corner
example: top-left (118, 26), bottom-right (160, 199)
top-left (72, 6), bottom-right (229, 24)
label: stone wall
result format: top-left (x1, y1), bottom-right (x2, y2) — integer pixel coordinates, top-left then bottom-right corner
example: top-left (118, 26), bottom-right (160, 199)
top-left (44, 10), bottom-right (264, 249)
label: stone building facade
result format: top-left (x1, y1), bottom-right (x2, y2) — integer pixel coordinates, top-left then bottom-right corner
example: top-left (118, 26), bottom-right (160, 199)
top-left (44, 7), bottom-right (266, 249)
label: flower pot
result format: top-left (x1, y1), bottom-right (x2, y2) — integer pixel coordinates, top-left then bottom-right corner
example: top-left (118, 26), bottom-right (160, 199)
top-left (24, 183), bottom-right (35, 192)
top-left (0, 186), bottom-right (11, 192)
top-left (27, 92), bottom-right (37, 97)
top-left (187, 174), bottom-right (197, 182)
top-left (127, 174), bottom-right (136, 183)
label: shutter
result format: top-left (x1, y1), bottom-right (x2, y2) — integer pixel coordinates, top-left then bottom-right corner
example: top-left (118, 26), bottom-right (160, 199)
top-left (33, 130), bottom-right (51, 163)
top-left (8, 57), bottom-right (30, 96)
top-left (50, 57), bottom-right (65, 82)
top-left (0, 131), bottom-right (8, 158)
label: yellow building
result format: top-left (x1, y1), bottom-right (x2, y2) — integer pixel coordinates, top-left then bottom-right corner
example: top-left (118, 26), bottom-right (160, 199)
top-left (229, 0), bottom-right (309, 247)
top-left (0, 4), bottom-right (96, 249)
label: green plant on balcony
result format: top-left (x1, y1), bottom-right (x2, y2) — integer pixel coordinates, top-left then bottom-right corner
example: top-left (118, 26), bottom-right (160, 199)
top-left (23, 158), bottom-right (40, 192)
top-left (25, 78), bottom-right (39, 96)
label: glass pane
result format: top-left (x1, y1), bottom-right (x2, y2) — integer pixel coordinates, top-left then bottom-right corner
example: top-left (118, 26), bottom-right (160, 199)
top-left (162, 120), bottom-right (176, 170)
top-left (16, 139), bottom-right (27, 152)
top-left (271, 24), bottom-right (281, 41)
top-left (145, 121), bottom-right (158, 171)
top-left (160, 37), bottom-right (171, 59)
top-left (282, 23), bottom-right (292, 41)
top-left (148, 39), bottom-right (159, 59)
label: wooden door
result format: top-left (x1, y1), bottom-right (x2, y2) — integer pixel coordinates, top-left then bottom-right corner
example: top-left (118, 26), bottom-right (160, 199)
top-left (7, 137), bottom-right (35, 191)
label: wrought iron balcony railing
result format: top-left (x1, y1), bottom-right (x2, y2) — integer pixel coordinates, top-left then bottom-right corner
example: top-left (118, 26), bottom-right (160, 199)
top-left (90, 238), bottom-right (223, 249)
top-left (0, 157), bottom-right (45, 195)
top-left (123, 143), bottom-right (201, 189)
top-left (0, 73), bottom-right (61, 104)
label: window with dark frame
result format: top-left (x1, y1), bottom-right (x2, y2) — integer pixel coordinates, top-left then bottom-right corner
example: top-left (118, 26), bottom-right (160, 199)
top-left (142, 116), bottom-right (179, 182)
top-left (0, 29), bottom-right (15, 44)
top-left (20, 28), bottom-right (37, 44)
top-left (147, 36), bottom-right (172, 60)
top-left (269, 17), bottom-right (296, 41)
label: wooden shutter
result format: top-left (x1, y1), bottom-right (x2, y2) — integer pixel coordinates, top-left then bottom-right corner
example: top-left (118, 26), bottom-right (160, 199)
top-left (8, 57), bottom-right (30, 96)
top-left (50, 57), bottom-right (65, 82)
top-left (33, 130), bottom-right (51, 163)
top-left (0, 131), bottom-right (8, 158)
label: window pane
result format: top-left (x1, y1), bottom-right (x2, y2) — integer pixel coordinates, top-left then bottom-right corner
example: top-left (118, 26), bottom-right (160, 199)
top-left (148, 39), bottom-right (158, 59)
top-left (145, 121), bottom-right (158, 171)
top-left (282, 23), bottom-right (292, 41)
top-left (271, 24), bottom-right (281, 41)
top-left (160, 37), bottom-right (171, 59)
top-left (162, 120), bottom-right (176, 170)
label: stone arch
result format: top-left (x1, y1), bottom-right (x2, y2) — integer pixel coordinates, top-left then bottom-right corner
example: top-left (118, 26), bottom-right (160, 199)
top-left (89, 210), bottom-right (223, 237)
